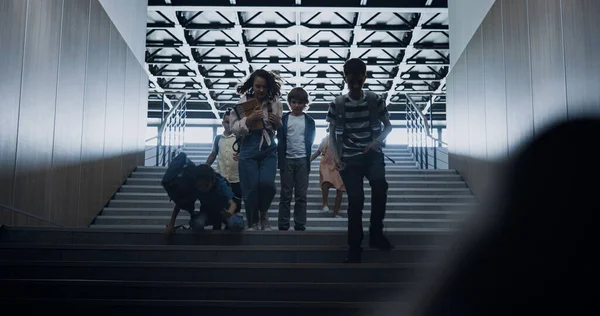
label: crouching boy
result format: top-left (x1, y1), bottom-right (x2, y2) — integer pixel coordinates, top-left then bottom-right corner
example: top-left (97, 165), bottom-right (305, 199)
top-left (163, 162), bottom-right (243, 234)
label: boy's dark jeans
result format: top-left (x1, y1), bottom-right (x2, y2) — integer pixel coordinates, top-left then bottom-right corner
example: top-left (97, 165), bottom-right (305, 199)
top-left (189, 206), bottom-right (226, 231)
top-left (278, 158), bottom-right (309, 231)
top-left (339, 150), bottom-right (388, 251)
top-left (229, 181), bottom-right (242, 214)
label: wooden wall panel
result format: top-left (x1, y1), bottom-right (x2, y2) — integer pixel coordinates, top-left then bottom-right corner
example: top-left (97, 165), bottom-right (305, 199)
top-left (50, 0), bottom-right (91, 227)
top-left (13, 0), bottom-right (64, 226)
top-left (528, 0), bottom-right (568, 133)
top-left (102, 24), bottom-right (127, 203)
top-left (79, 0), bottom-right (110, 227)
top-left (122, 50), bottom-right (142, 178)
top-left (562, 0), bottom-right (600, 118)
top-left (482, 0), bottom-right (508, 160)
top-left (137, 73), bottom-right (149, 166)
top-left (0, 0), bottom-right (27, 225)
top-left (502, 0), bottom-right (534, 154)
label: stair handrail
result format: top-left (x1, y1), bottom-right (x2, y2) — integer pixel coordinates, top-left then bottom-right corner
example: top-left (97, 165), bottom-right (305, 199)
top-left (0, 204), bottom-right (63, 227)
top-left (405, 94), bottom-right (447, 169)
top-left (405, 94), bottom-right (447, 146)
top-left (145, 93), bottom-right (188, 166)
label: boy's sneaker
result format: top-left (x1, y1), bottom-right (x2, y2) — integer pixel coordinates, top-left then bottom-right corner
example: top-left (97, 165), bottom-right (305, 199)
top-left (260, 213), bottom-right (271, 231)
top-left (344, 248), bottom-right (362, 263)
top-left (321, 206), bottom-right (330, 213)
top-left (369, 234), bottom-right (394, 251)
top-left (247, 223), bottom-right (259, 231)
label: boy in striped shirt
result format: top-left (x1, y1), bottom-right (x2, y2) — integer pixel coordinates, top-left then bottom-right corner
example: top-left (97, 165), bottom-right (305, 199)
top-left (326, 58), bottom-right (394, 263)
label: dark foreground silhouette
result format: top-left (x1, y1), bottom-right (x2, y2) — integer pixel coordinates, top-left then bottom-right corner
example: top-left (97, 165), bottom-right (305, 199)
top-left (388, 118), bottom-right (598, 316)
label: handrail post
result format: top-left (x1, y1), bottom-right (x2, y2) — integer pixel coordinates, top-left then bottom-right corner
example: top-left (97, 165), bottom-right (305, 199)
top-left (433, 139), bottom-right (438, 169)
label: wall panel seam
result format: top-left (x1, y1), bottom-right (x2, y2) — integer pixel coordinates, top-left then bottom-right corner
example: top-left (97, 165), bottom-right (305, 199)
top-left (48, 0), bottom-right (66, 222)
top-left (76, 0), bottom-right (93, 227)
top-left (559, 0), bottom-right (569, 119)
top-left (11, 0), bottom-right (31, 224)
top-left (526, 0), bottom-right (535, 137)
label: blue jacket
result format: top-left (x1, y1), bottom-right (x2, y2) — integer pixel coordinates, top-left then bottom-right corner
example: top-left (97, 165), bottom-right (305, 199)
top-left (276, 112), bottom-right (316, 170)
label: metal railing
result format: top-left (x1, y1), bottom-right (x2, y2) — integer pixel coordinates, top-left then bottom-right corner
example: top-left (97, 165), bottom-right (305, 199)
top-left (0, 204), bottom-right (63, 227)
top-left (405, 94), bottom-right (448, 169)
top-left (145, 93), bottom-right (188, 166)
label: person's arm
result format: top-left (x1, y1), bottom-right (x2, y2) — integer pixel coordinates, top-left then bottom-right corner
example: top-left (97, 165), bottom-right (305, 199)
top-left (365, 98), bottom-right (393, 152)
top-left (230, 103), bottom-right (251, 137)
top-left (226, 199), bottom-right (237, 215)
top-left (310, 150), bottom-right (321, 162)
top-left (325, 101), bottom-right (343, 169)
top-left (206, 151), bottom-right (217, 166)
top-left (165, 205), bottom-right (181, 234)
top-left (312, 135), bottom-right (326, 162)
top-left (377, 115), bottom-right (393, 143)
top-left (268, 100), bottom-right (283, 130)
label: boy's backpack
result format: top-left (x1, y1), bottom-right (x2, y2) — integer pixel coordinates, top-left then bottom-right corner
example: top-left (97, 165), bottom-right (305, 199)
top-left (333, 91), bottom-right (383, 158)
top-left (161, 152), bottom-right (198, 210)
top-left (213, 134), bottom-right (222, 153)
top-left (214, 134), bottom-right (242, 154)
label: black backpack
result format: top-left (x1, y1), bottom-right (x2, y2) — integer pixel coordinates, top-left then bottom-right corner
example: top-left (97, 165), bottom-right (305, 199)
top-left (161, 152), bottom-right (197, 210)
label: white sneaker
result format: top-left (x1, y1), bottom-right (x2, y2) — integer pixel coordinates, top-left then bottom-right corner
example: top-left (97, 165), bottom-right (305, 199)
top-left (334, 215), bottom-right (342, 218)
top-left (247, 223), bottom-right (259, 231)
top-left (260, 213), bottom-right (272, 231)
top-left (321, 206), bottom-right (331, 213)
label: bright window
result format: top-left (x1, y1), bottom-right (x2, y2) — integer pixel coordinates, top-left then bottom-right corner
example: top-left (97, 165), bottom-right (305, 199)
top-left (185, 127), bottom-right (214, 143)
top-left (145, 126), bottom-right (158, 146)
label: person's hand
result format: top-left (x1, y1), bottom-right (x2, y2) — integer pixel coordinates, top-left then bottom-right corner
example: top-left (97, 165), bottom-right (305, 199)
top-left (268, 113), bottom-right (279, 125)
top-left (164, 224), bottom-right (175, 235)
top-left (363, 139), bottom-right (382, 153)
top-left (248, 107), bottom-right (264, 122)
top-left (233, 152), bottom-right (239, 161)
top-left (334, 159), bottom-right (346, 171)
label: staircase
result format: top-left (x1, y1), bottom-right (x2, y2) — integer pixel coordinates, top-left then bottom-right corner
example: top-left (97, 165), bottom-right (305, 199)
top-left (0, 226), bottom-right (451, 313)
top-left (90, 143), bottom-right (476, 231)
top-left (0, 143), bottom-right (476, 313)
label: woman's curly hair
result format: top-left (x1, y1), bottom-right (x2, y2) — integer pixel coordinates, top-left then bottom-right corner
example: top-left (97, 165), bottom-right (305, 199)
top-left (237, 69), bottom-right (282, 101)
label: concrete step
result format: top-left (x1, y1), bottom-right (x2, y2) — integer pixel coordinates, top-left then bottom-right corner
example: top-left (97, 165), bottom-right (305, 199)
top-left (130, 172), bottom-right (462, 182)
top-left (117, 186), bottom-right (472, 195)
top-left (0, 260), bottom-right (426, 283)
top-left (184, 154), bottom-right (415, 161)
top-left (148, 161), bottom-right (419, 169)
top-left (0, 298), bottom-right (395, 315)
top-left (87, 225), bottom-right (456, 233)
top-left (0, 244), bottom-right (440, 264)
top-left (125, 178), bottom-right (468, 188)
top-left (106, 200), bottom-right (477, 210)
top-left (91, 216), bottom-right (460, 229)
top-left (183, 144), bottom-right (409, 151)
top-left (111, 193), bottom-right (476, 203)
top-left (135, 166), bottom-right (457, 174)
top-left (0, 278), bottom-right (411, 303)
top-left (0, 227), bottom-right (455, 246)
top-left (100, 208), bottom-right (468, 220)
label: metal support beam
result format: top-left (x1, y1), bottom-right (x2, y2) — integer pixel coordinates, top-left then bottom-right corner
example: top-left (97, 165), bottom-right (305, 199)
top-left (347, 0), bottom-right (366, 61)
top-left (386, 0), bottom-right (436, 106)
top-left (145, 67), bottom-right (174, 110)
top-left (157, 11), bottom-right (219, 118)
top-left (149, 6), bottom-right (448, 14)
top-left (230, 0), bottom-right (251, 77)
top-left (294, 0), bottom-right (302, 88)
top-left (146, 2), bottom-right (449, 124)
